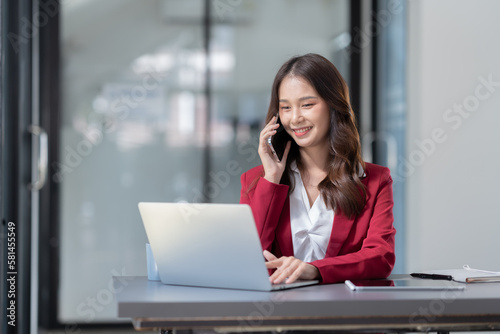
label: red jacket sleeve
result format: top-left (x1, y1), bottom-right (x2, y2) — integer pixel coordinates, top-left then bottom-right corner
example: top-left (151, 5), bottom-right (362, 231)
top-left (311, 168), bottom-right (396, 284)
top-left (240, 166), bottom-right (289, 251)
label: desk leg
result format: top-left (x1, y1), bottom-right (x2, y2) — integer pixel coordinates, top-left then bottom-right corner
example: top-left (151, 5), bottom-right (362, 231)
top-left (437, 331), bottom-right (450, 334)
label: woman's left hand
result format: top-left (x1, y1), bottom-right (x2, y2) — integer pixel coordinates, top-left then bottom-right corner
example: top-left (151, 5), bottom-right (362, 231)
top-left (263, 250), bottom-right (320, 284)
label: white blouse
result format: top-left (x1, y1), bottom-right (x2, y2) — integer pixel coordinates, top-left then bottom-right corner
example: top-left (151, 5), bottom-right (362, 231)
top-left (289, 163), bottom-right (334, 262)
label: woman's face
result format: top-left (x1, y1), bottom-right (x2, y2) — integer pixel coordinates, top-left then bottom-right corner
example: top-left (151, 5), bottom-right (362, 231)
top-left (278, 75), bottom-right (331, 152)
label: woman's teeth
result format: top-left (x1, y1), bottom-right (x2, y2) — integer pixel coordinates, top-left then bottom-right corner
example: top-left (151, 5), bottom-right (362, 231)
top-left (294, 127), bottom-right (312, 134)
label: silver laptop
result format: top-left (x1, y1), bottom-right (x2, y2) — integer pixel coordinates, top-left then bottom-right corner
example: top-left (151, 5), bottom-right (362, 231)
top-left (138, 202), bottom-right (319, 291)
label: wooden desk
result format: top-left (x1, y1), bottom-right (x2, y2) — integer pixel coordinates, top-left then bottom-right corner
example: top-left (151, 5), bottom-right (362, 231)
top-left (114, 275), bottom-right (500, 333)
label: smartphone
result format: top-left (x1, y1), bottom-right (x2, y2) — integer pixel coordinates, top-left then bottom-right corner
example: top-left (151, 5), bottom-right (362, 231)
top-left (267, 115), bottom-right (290, 162)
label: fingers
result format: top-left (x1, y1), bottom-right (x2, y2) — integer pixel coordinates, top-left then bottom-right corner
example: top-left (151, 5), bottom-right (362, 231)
top-left (263, 250), bottom-right (278, 261)
top-left (265, 258), bottom-right (281, 270)
top-left (258, 117), bottom-right (278, 155)
top-left (259, 119), bottom-right (279, 148)
top-left (264, 250), bottom-right (281, 270)
top-left (285, 262), bottom-right (309, 284)
top-left (258, 116), bottom-right (285, 184)
top-left (269, 256), bottom-right (304, 284)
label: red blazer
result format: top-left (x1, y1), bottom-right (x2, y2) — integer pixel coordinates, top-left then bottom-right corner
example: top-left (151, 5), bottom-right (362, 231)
top-left (240, 162), bottom-right (396, 284)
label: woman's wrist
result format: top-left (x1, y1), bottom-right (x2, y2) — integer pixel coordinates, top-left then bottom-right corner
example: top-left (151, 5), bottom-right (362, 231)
top-left (305, 264), bottom-right (321, 280)
top-left (263, 173), bottom-right (281, 184)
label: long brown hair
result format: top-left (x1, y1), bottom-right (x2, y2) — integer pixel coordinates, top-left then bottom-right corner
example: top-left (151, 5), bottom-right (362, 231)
top-left (266, 53), bottom-right (366, 218)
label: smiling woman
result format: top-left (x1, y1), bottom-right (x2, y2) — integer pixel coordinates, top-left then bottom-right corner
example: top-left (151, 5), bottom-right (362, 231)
top-left (266, 54), bottom-right (367, 218)
top-left (278, 76), bottom-right (331, 156)
top-left (240, 53), bottom-right (396, 285)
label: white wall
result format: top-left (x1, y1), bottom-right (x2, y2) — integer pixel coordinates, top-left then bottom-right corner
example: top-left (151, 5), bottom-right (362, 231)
top-left (407, 0), bottom-right (500, 272)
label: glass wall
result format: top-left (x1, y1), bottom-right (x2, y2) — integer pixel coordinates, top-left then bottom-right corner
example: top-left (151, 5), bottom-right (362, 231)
top-left (58, 0), bottom-right (349, 323)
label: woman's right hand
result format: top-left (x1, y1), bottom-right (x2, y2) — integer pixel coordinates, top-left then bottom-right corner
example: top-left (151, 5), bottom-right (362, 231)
top-left (258, 116), bottom-right (291, 184)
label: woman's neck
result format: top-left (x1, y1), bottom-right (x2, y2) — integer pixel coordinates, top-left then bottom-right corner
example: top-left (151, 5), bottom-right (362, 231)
top-left (298, 144), bottom-right (330, 180)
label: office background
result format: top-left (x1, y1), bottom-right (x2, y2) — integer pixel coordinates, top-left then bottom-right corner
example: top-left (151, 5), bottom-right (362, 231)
top-left (1, 0), bottom-right (499, 332)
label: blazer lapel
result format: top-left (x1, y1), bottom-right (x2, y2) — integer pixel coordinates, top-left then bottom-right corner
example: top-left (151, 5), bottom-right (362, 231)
top-left (325, 173), bottom-right (370, 257)
top-left (276, 198), bottom-right (294, 256)
top-left (325, 212), bottom-right (356, 257)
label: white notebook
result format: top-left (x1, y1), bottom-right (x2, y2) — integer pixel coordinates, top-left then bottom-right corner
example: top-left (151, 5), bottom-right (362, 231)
top-left (423, 265), bottom-right (500, 283)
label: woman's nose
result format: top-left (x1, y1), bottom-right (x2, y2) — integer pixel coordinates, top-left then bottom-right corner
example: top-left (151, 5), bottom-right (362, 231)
top-left (290, 107), bottom-right (303, 124)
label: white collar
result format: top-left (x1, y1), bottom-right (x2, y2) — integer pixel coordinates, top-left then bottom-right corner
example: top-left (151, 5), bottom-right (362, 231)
top-left (290, 160), bottom-right (366, 177)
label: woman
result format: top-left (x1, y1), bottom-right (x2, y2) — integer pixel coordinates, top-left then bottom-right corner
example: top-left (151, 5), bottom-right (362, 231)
top-left (240, 53), bottom-right (396, 285)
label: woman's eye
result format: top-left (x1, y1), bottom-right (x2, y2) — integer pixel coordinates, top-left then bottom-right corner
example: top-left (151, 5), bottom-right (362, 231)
top-left (280, 106), bottom-right (290, 110)
top-left (303, 103), bottom-right (314, 108)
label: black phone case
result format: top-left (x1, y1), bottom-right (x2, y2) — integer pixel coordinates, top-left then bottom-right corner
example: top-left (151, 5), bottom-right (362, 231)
top-left (270, 119), bottom-right (291, 161)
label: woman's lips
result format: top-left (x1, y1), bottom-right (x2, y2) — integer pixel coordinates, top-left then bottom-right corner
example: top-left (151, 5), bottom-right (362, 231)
top-left (293, 126), bottom-right (312, 137)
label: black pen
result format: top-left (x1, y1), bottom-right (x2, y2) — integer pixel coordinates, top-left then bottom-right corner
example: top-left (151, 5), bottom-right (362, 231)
top-left (410, 273), bottom-right (453, 280)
